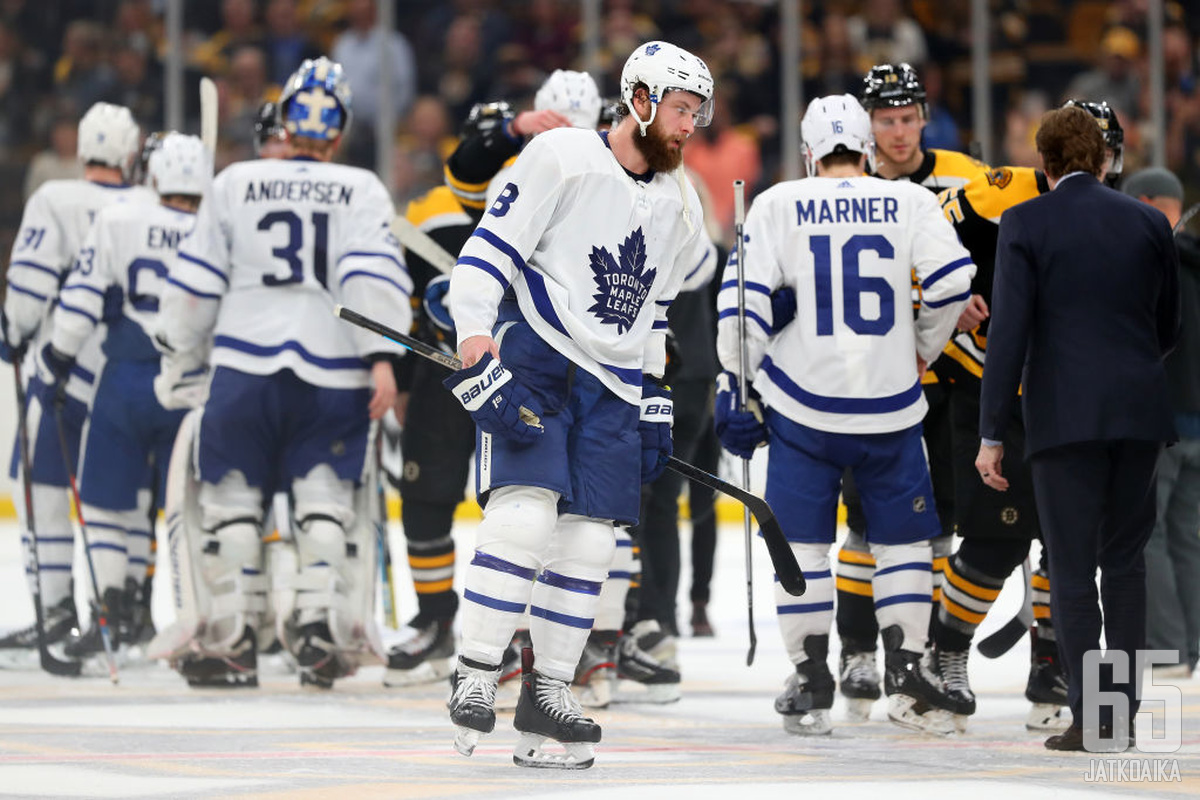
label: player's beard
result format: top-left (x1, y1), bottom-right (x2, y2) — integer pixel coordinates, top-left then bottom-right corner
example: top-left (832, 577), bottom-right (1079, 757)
top-left (634, 115), bottom-right (686, 173)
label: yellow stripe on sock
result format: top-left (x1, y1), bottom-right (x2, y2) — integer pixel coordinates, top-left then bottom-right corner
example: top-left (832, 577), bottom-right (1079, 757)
top-left (944, 567), bottom-right (1002, 602)
top-left (941, 597), bottom-right (987, 625)
top-left (836, 577), bottom-right (875, 597)
top-left (1031, 573), bottom-right (1051, 591)
top-left (409, 553), bottom-right (455, 569)
top-left (838, 550), bottom-right (876, 567)
top-left (415, 578), bottom-right (455, 594)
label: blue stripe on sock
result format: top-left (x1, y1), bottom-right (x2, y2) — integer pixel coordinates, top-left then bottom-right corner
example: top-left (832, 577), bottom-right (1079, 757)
top-left (470, 552), bottom-right (537, 581)
top-left (529, 605), bottom-right (593, 629)
top-left (464, 588), bottom-right (527, 614)
top-left (536, 570), bottom-right (602, 596)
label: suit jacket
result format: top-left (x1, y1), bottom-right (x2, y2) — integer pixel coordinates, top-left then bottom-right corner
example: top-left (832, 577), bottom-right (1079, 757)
top-left (980, 174), bottom-right (1181, 456)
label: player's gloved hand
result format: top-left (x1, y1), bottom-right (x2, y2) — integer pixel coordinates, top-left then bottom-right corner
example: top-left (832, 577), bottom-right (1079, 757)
top-left (422, 275), bottom-right (456, 338)
top-left (155, 352), bottom-right (210, 410)
top-left (770, 287), bottom-right (797, 334)
top-left (39, 343), bottom-right (74, 384)
top-left (0, 309), bottom-right (26, 364)
top-left (639, 376), bottom-right (673, 484)
top-left (714, 371), bottom-right (767, 459)
top-left (442, 352), bottom-right (544, 444)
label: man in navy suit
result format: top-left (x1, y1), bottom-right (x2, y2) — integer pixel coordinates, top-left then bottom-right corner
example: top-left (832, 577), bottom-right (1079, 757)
top-left (975, 105), bottom-right (1180, 752)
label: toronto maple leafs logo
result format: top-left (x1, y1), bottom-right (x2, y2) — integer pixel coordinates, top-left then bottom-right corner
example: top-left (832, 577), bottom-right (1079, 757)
top-left (587, 227), bottom-right (656, 335)
top-left (645, 43), bottom-right (661, 55)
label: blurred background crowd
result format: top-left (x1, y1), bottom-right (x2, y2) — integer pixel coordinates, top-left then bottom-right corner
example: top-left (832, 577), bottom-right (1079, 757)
top-left (1, 0), bottom-right (1199, 252)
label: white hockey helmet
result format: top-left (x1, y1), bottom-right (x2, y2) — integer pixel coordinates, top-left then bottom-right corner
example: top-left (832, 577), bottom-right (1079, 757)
top-left (535, 69), bottom-right (602, 130)
top-left (77, 102), bottom-right (141, 175)
top-left (620, 41), bottom-right (714, 136)
top-left (148, 133), bottom-right (212, 197)
top-left (801, 94), bottom-right (874, 176)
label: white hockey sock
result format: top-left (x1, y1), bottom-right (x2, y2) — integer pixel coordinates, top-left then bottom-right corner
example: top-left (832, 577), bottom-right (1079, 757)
top-left (17, 483), bottom-right (74, 606)
top-left (870, 540), bottom-right (933, 653)
top-left (530, 515), bottom-right (615, 681)
top-left (460, 486), bottom-right (558, 666)
top-left (83, 505), bottom-right (146, 595)
top-left (592, 526), bottom-right (635, 632)
top-left (776, 542), bottom-right (834, 665)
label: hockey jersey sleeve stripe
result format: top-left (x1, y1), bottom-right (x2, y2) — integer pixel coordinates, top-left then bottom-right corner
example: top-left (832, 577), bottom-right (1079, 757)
top-left (56, 300), bottom-right (99, 325)
top-left (178, 252), bottom-right (229, 286)
top-left (717, 307), bottom-right (772, 335)
top-left (655, 299), bottom-right (672, 307)
top-left (536, 570), bottom-right (602, 595)
top-left (338, 269), bottom-right (412, 297)
top-left (685, 248), bottom-right (712, 282)
top-left (70, 364), bottom-right (95, 384)
top-left (529, 604), bottom-right (593, 629)
top-left (9, 259), bottom-right (60, 279)
top-left (212, 335), bottom-right (365, 369)
top-left (921, 256), bottom-right (974, 290)
top-left (600, 362), bottom-right (643, 386)
top-left (652, 319), bottom-right (669, 331)
top-left (336, 250), bottom-right (407, 273)
top-left (6, 282), bottom-right (49, 302)
top-left (458, 255), bottom-right (510, 291)
top-left (719, 279), bottom-right (773, 295)
top-left (762, 355), bottom-right (923, 414)
top-left (924, 289), bottom-right (972, 309)
top-left (61, 283), bottom-right (106, 300)
top-left (165, 275), bottom-right (223, 300)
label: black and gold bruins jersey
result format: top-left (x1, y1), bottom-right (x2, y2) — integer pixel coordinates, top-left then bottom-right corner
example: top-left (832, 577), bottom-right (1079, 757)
top-left (404, 185), bottom-right (480, 296)
top-left (936, 165), bottom-right (1051, 382)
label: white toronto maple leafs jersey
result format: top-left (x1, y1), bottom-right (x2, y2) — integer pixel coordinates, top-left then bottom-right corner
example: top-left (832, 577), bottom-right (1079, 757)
top-left (451, 127), bottom-right (715, 404)
top-left (159, 157), bottom-right (412, 390)
top-left (52, 201), bottom-right (197, 363)
top-left (4, 179), bottom-right (157, 402)
top-left (716, 175), bottom-right (975, 434)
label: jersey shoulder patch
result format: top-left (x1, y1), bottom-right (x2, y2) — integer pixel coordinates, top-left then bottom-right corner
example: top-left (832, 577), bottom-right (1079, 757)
top-left (962, 167), bottom-right (1044, 222)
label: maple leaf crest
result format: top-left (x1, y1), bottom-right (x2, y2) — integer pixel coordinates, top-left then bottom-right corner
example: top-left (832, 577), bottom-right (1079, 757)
top-left (587, 227), bottom-right (657, 334)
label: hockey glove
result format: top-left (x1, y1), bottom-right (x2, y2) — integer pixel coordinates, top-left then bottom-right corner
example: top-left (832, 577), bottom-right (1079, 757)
top-left (714, 371), bottom-right (767, 459)
top-left (639, 376), bottom-right (673, 484)
top-left (154, 352), bottom-right (211, 410)
top-left (39, 343), bottom-right (74, 384)
top-left (770, 286), bottom-right (797, 333)
top-left (0, 309), bottom-right (26, 364)
top-left (422, 275), bottom-right (456, 338)
top-left (442, 352), bottom-right (544, 444)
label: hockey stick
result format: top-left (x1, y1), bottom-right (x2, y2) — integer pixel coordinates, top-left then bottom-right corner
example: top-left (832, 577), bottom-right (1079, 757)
top-left (199, 77), bottom-right (218, 156)
top-left (52, 393), bottom-right (119, 684)
top-left (732, 178), bottom-right (757, 666)
top-left (390, 216), bottom-right (456, 276)
top-left (374, 426), bottom-right (398, 629)
top-left (11, 361), bottom-right (82, 677)
top-left (1175, 202), bottom-right (1200, 234)
top-left (977, 557), bottom-right (1033, 659)
top-left (333, 305), bottom-right (807, 598)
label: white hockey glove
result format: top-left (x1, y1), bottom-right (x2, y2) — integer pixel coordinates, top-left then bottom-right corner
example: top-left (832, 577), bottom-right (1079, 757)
top-left (155, 352), bottom-right (211, 410)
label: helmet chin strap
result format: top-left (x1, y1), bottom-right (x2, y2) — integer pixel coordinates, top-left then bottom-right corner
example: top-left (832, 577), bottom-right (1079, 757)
top-left (632, 97), bottom-right (657, 136)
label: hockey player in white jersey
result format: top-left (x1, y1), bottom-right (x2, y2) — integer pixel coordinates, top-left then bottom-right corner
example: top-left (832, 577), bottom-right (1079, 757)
top-left (39, 133), bottom-right (211, 658)
top-left (155, 57), bottom-right (412, 689)
top-left (443, 41), bottom-right (714, 769)
top-left (714, 95), bottom-right (975, 737)
top-left (0, 102), bottom-right (154, 658)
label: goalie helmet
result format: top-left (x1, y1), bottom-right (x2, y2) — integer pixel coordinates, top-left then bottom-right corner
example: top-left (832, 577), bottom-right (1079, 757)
top-left (254, 101), bottom-right (285, 155)
top-left (620, 41), bottom-right (714, 136)
top-left (279, 56), bottom-right (352, 141)
top-left (802, 94), bottom-right (874, 176)
top-left (1061, 98), bottom-right (1124, 186)
top-left (535, 69), bottom-right (602, 130)
top-left (860, 63), bottom-right (928, 120)
top-left (148, 132), bottom-right (212, 197)
top-left (77, 102), bottom-right (141, 175)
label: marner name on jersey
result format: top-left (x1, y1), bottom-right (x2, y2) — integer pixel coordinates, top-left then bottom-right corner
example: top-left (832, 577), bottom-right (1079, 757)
top-left (243, 179), bottom-right (353, 205)
top-left (797, 196), bottom-right (899, 226)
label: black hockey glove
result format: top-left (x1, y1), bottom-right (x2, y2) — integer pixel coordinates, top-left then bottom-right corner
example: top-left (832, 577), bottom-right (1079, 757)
top-left (0, 308), bottom-right (27, 364)
top-left (38, 343), bottom-right (75, 404)
top-left (638, 376), bottom-right (673, 484)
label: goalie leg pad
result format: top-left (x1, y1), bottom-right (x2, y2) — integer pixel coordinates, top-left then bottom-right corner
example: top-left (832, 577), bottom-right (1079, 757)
top-left (460, 485), bottom-right (558, 666)
top-left (199, 471), bottom-right (267, 650)
top-left (777, 542), bottom-right (835, 666)
top-left (529, 514), bottom-right (615, 681)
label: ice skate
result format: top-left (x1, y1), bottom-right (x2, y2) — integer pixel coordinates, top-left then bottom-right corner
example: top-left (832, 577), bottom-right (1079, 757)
top-left (838, 650), bottom-right (882, 721)
top-left (629, 619), bottom-right (677, 668)
top-left (572, 631), bottom-right (616, 709)
top-left (494, 630), bottom-right (529, 710)
top-left (448, 656), bottom-right (501, 756)
top-left (177, 627), bottom-right (258, 688)
top-left (117, 578), bottom-right (155, 657)
top-left (932, 646), bottom-right (975, 733)
top-left (294, 621), bottom-right (345, 689)
top-left (1025, 634), bottom-right (1069, 731)
top-left (614, 628), bottom-right (681, 704)
top-left (513, 648), bottom-right (601, 770)
top-left (0, 596), bottom-right (78, 652)
top-left (64, 589), bottom-right (124, 659)
top-left (884, 649), bottom-right (956, 736)
top-left (775, 659), bottom-right (835, 736)
top-left (383, 614), bottom-right (454, 687)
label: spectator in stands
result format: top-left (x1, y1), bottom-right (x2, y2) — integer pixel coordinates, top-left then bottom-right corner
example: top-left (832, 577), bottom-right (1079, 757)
top-left (331, 0), bottom-right (418, 168)
top-left (105, 39), bottom-right (163, 131)
top-left (684, 91), bottom-right (761, 242)
top-left (262, 0), bottom-right (322, 87)
top-left (54, 20), bottom-right (115, 114)
top-left (114, 0), bottom-right (162, 58)
top-left (394, 95), bottom-right (457, 204)
top-left (0, 20), bottom-right (34, 155)
top-left (22, 113), bottom-right (82, 199)
top-left (848, 0), bottom-right (928, 73)
top-left (517, 0), bottom-right (576, 75)
top-left (920, 63), bottom-right (960, 151)
top-left (1063, 26), bottom-right (1141, 118)
top-left (192, 0), bottom-right (263, 77)
top-left (1001, 91), bottom-right (1051, 168)
top-left (217, 46), bottom-right (272, 165)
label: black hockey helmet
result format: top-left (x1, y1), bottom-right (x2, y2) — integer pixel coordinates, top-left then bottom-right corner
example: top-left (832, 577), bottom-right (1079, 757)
top-left (461, 101), bottom-right (514, 139)
top-left (134, 130), bottom-right (167, 186)
top-left (860, 63), bottom-right (927, 118)
top-left (254, 101), bottom-right (284, 155)
top-left (1061, 99), bottom-right (1124, 185)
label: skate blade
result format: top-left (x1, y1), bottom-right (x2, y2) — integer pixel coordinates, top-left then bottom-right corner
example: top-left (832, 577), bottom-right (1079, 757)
top-left (512, 733), bottom-right (594, 770)
top-left (1026, 703), bottom-right (1070, 732)
top-left (782, 709), bottom-right (833, 736)
top-left (886, 695), bottom-right (955, 736)
top-left (843, 697), bottom-right (875, 722)
top-left (383, 657), bottom-right (453, 688)
top-left (453, 726), bottom-right (481, 757)
top-left (613, 679), bottom-right (681, 705)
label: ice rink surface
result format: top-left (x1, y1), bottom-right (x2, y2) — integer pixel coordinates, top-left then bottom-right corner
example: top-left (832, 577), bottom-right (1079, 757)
top-left (0, 518), bottom-right (1196, 799)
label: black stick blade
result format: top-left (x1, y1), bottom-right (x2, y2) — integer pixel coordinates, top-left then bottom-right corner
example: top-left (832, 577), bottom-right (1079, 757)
top-left (976, 618), bottom-right (1028, 659)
